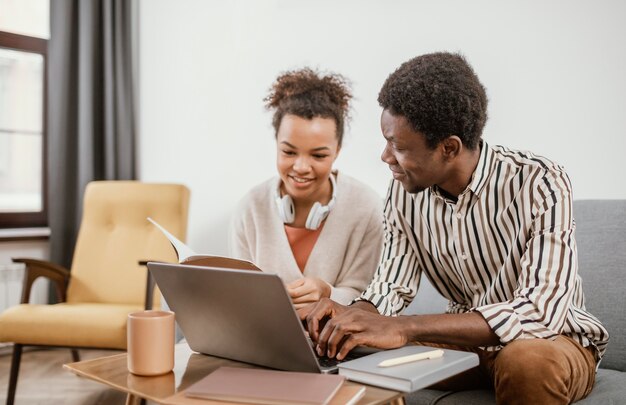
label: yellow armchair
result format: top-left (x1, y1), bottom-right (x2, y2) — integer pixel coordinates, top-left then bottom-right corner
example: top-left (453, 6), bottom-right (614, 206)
top-left (0, 181), bottom-right (190, 405)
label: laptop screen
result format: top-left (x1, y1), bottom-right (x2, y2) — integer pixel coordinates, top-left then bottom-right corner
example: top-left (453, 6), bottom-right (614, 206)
top-left (148, 262), bottom-right (323, 373)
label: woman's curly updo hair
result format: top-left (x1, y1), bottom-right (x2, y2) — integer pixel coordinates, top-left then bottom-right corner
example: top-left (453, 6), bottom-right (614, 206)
top-left (378, 52), bottom-right (488, 150)
top-left (265, 68), bottom-right (352, 147)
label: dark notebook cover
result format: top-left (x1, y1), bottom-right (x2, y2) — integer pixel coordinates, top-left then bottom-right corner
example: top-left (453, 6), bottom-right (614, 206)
top-left (184, 367), bottom-right (345, 405)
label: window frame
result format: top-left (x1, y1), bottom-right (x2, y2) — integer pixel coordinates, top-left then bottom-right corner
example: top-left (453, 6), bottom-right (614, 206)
top-left (0, 30), bottom-right (48, 229)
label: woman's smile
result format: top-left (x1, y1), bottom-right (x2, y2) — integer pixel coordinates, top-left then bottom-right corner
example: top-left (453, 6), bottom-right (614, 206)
top-left (288, 174), bottom-right (315, 187)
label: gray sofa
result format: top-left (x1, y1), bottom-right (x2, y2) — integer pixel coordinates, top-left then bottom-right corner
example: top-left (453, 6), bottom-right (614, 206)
top-left (403, 200), bottom-right (626, 404)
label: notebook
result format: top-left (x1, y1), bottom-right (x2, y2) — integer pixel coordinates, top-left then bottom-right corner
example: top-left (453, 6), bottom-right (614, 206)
top-left (148, 262), bottom-right (376, 373)
top-left (184, 367), bottom-right (345, 405)
top-left (337, 345), bottom-right (479, 392)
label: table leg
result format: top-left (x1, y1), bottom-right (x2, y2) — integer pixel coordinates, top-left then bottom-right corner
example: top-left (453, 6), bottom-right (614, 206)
top-left (125, 393), bottom-right (142, 405)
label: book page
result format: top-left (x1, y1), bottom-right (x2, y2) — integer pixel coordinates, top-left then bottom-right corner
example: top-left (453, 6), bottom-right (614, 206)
top-left (148, 217), bottom-right (261, 271)
top-left (147, 217), bottom-right (196, 262)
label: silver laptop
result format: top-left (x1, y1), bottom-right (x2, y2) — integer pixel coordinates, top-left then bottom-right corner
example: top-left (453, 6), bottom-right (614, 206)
top-left (148, 262), bottom-right (371, 373)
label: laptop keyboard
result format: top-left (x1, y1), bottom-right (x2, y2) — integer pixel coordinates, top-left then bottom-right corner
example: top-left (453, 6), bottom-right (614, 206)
top-left (316, 351), bottom-right (360, 370)
top-left (317, 355), bottom-right (342, 368)
top-left (306, 335), bottom-right (362, 371)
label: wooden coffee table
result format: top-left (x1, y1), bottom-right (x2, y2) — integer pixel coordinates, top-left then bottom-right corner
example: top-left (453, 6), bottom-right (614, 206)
top-left (63, 343), bottom-right (405, 405)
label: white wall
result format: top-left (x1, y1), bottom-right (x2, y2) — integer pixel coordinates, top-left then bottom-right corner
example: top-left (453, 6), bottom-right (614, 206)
top-left (138, 0), bottom-right (626, 255)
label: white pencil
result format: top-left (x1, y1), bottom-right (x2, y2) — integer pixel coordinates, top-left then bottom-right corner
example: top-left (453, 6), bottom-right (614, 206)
top-left (377, 349), bottom-right (445, 367)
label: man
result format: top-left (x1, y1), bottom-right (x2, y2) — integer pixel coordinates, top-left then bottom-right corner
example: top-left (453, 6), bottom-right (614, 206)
top-left (300, 52), bottom-right (608, 404)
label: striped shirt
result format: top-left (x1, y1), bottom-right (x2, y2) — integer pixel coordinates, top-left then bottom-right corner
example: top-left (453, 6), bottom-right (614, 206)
top-left (358, 142), bottom-right (608, 361)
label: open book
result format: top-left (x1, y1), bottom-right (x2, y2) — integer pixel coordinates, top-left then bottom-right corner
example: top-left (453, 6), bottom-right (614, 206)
top-left (147, 217), bottom-right (261, 271)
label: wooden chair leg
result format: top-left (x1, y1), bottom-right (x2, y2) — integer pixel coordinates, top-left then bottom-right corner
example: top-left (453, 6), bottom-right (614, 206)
top-left (6, 344), bottom-right (23, 405)
top-left (71, 349), bottom-right (80, 362)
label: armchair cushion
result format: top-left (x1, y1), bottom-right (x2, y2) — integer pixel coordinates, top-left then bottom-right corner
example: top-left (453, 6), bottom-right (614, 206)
top-left (0, 303), bottom-right (141, 349)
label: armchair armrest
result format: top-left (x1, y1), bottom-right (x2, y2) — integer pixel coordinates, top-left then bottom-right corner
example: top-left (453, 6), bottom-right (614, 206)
top-left (12, 258), bottom-right (71, 304)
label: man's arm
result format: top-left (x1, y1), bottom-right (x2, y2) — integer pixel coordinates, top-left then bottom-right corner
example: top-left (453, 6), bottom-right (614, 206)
top-left (300, 299), bottom-right (500, 359)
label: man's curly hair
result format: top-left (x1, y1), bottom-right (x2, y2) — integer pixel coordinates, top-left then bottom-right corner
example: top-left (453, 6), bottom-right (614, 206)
top-left (378, 52), bottom-right (487, 150)
top-left (265, 68), bottom-right (352, 146)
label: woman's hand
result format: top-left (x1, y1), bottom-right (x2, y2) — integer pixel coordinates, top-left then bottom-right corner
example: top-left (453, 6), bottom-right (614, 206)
top-left (287, 277), bottom-right (332, 309)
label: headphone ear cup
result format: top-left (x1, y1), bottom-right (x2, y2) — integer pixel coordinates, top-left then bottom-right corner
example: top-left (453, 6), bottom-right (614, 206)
top-left (277, 194), bottom-right (295, 224)
top-left (305, 202), bottom-right (329, 230)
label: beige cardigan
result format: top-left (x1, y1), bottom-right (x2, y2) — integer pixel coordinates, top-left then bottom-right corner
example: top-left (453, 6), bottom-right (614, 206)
top-left (229, 172), bottom-right (384, 304)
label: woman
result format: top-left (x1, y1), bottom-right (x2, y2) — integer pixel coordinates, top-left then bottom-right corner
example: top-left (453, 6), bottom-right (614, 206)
top-left (229, 68), bottom-right (383, 308)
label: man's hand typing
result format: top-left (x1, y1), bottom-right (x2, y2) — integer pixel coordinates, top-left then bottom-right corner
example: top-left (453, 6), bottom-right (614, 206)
top-left (297, 298), bottom-right (408, 360)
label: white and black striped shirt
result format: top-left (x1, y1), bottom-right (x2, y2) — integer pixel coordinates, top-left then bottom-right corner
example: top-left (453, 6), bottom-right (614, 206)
top-left (359, 142), bottom-right (608, 361)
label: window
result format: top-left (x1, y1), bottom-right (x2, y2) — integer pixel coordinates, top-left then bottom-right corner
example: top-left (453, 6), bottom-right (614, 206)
top-left (0, 0), bottom-right (49, 228)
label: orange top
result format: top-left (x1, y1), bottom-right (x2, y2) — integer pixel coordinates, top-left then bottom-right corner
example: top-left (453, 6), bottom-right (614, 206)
top-left (284, 223), bottom-right (325, 272)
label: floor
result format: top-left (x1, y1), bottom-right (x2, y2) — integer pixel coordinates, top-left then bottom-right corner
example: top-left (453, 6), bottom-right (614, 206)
top-left (0, 347), bottom-right (127, 405)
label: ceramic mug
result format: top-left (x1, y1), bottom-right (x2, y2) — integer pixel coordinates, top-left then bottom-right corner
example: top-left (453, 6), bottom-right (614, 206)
top-left (127, 310), bottom-right (175, 376)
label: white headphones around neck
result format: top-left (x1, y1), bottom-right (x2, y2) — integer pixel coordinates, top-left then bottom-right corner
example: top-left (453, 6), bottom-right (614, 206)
top-left (275, 173), bottom-right (337, 230)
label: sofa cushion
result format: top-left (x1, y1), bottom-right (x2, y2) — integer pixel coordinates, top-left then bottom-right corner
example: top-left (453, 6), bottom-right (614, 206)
top-left (405, 388), bottom-right (493, 405)
top-left (405, 369), bottom-right (626, 404)
top-left (576, 368), bottom-right (626, 404)
top-left (573, 200), bottom-right (626, 371)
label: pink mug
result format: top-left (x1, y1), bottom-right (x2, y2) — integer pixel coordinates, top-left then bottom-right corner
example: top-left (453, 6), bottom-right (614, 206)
top-left (127, 310), bottom-right (175, 376)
